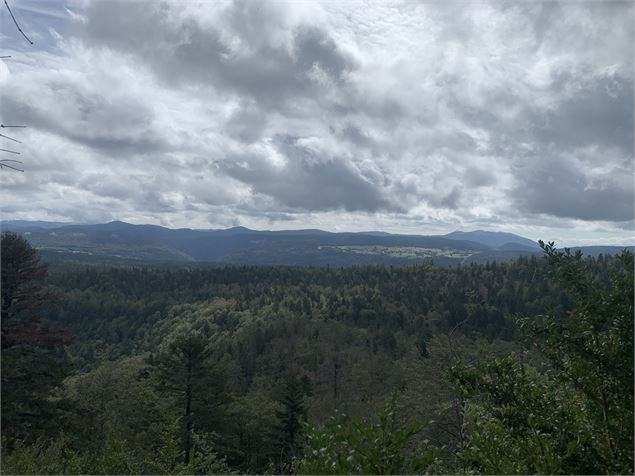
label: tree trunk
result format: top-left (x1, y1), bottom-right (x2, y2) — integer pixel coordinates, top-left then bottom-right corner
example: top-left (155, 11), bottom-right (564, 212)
top-left (184, 359), bottom-right (193, 465)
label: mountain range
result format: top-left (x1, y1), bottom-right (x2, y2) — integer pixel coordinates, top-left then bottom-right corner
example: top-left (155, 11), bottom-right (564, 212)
top-left (1, 220), bottom-right (631, 268)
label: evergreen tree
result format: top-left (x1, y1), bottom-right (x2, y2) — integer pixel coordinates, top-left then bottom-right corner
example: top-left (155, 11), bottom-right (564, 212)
top-left (148, 325), bottom-right (227, 465)
top-left (1, 232), bottom-right (70, 445)
top-left (275, 374), bottom-right (308, 471)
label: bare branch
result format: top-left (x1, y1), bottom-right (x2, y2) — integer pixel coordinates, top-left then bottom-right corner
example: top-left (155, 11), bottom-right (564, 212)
top-left (1, 2), bottom-right (32, 172)
top-left (0, 133), bottom-right (21, 143)
top-left (4, 0), bottom-right (34, 45)
top-left (0, 159), bottom-right (24, 172)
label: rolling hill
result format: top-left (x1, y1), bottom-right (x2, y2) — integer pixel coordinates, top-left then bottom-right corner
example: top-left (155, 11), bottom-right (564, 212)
top-left (2, 220), bottom-right (631, 268)
top-left (444, 230), bottom-right (540, 250)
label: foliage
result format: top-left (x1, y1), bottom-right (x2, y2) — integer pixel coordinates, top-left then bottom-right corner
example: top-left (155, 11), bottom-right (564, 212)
top-left (1, 436), bottom-right (85, 475)
top-left (450, 244), bottom-right (634, 474)
top-left (42, 255), bottom-right (566, 368)
top-left (520, 242), bottom-right (634, 472)
top-left (450, 354), bottom-right (591, 474)
top-left (148, 320), bottom-right (229, 465)
top-left (2, 237), bottom-right (632, 475)
top-left (274, 373), bottom-right (309, 472)
top-left (296, 393), bottom-right (436, 474)
top-left (1, 232), bottom-right (71, 445)
top-left (183, 431), bottom-right (236, 475)
top-left (61, 356), bottom-right (167, 458)
top-left (224, 392), bottom-right (281, 473)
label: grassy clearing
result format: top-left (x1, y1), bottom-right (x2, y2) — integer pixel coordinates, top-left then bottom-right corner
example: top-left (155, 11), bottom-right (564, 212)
top-left (324, 245), bottom-right (476, 259)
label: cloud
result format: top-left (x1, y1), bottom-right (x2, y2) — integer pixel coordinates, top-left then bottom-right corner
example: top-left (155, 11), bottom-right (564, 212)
top-left (219, 136), bottom-right (396, 212)
top-left (512, 155), bottom-right (634, 222)
top-left (0, 0), bottom-right (632, 243)
top-left (531, 73), bottom-right (633, 154)
top-left (74, 0), bottom-right (356, 109)
top-left (0, 46), bottom-right (169, 155)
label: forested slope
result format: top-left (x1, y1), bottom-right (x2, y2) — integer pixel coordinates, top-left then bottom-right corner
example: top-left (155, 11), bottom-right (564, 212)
top-left (1, 232), bottom-right (632, 474)
top-left (42, 257), bottom-right (568, 368)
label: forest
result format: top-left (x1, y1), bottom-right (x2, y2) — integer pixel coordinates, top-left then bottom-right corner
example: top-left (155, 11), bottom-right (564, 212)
top-left (1, 231), bottom-right (633, 475)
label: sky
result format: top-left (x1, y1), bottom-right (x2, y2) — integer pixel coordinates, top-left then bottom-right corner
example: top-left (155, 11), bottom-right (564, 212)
top-left (0, 0), bottom-right (633, 246)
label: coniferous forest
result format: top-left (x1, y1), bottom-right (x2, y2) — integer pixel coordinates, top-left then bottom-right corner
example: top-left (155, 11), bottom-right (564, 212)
top-left (1, 231), bottom-right (633, 475)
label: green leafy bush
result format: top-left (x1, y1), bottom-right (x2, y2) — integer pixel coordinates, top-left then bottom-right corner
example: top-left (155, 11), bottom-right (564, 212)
top-left (450, 245), bottom-right (634, 474)
top-left (295, 394), bottom-right (436, 474)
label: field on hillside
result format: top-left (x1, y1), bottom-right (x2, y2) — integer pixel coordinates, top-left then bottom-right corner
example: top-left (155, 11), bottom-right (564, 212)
top-left (323, 245), bottom-right (477, 260)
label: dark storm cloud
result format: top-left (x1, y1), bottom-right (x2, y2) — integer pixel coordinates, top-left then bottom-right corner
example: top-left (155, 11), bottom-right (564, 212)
top-left (224, 100), bottom-right (268, 144)
top-left (513, 157), bottom-right (634, 222)
top-left (0, 84), bottom-right (167, 155)
top-left (446, 72), bottom-right (634, 159)
top-left (219, 138), bottom-right (395, 212)
top-left (532, 74), bottom-right (634, 154)
top-left (340, 124), bottom-right (374, 148)
top-left (76, 0), bottom-right (356, 108)
top-left (463, 166), bottom-right (496, 188)
top-left (481, 70), bottom-right (634, 222)
top-left (414, 185), bottom-right (464, 211)
top-left (440, 187), bottom-right (462, 210)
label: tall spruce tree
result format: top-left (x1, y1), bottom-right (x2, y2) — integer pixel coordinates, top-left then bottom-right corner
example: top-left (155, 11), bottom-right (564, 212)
top-left (1, 232), bottom-right (70, 445)
top-left (148, 325), bottom-right (227, 465)
top-left (275, 374), bottom-right (308, 471)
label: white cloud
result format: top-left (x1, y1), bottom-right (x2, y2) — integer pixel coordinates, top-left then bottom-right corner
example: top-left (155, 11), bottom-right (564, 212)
top-left (0, 0), bottom-right (632, 244)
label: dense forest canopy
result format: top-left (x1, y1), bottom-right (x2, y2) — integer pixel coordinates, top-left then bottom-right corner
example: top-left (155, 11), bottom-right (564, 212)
top-left (1, 232), bottom-right (633, 474)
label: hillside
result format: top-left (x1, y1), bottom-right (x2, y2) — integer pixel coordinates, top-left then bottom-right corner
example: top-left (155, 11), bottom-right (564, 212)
top-left (3, 220), bottom-right (631, 268)
top-left (3, 235), bottom-right (631, 475)
top-left (443, 230), bottom-right (540, 249)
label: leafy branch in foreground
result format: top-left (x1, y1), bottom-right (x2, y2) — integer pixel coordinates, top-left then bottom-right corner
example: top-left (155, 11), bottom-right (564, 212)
top-left (449, 243), bottom-right (634, 474)
top-left (295, 393), bottom-right (436, 475)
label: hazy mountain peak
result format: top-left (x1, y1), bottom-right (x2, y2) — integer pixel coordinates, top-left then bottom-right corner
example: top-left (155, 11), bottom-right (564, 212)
top-left (215, 226), bottom-right (254, 235)
top-left (444, 230), bottom-right (540, 250)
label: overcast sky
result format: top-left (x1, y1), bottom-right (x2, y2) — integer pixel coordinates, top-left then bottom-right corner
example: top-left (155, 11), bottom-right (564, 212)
top-left (0, 0), bottom-right (633, 245)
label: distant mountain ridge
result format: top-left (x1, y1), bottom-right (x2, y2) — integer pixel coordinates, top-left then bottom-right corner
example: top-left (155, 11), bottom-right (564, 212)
top-left (1, 220), bottom-right (74, 230)
top-left (2, 220), bottom-right (631, 268)
top-left (443, 230), bottom-right (540, 250)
